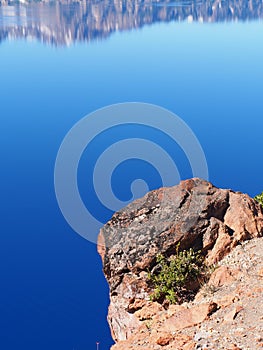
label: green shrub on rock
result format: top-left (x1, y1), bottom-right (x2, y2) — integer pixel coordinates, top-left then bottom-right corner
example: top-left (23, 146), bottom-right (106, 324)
top-left (148, 245), bottom-right (204, 304)
top-left (254, 192), bottom-right (263, 206)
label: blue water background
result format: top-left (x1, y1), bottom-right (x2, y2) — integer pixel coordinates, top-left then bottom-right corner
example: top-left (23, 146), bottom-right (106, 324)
top-left (0, 15), bottom-right (263, 350)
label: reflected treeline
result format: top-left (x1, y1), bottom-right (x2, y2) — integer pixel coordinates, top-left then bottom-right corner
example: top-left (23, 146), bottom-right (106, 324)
top-left (0, 0), bottom-right (262, 46)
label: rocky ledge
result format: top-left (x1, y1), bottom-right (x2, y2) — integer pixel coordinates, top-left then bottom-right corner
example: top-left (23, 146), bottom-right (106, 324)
top-left (97, 178), bottom-right (263, 349)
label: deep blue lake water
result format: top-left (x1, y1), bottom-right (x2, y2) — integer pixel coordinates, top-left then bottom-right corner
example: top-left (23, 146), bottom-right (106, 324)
top-left (0, 1), bottom-right (263, 349)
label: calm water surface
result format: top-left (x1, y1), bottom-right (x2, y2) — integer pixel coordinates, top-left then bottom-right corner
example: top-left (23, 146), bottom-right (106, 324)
top-left (0, 1), bottom-right (263, 349)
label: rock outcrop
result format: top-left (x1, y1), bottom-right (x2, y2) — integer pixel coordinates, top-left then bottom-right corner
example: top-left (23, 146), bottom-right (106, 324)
top-left (97, 178), bottom-right (263, 348)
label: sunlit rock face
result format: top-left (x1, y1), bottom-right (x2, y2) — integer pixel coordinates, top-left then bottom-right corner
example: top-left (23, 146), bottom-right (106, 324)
top-left (97, 178), bottom-right (263, 342)
top-left (0, 0), bottom-right (263, 46)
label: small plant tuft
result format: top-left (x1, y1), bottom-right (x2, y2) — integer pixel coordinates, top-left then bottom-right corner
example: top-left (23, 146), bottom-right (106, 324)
top-left (148, 244), bottom-right (204, 304)
top-left (144, 320), bottom-right (153, 330)
top-left (254, 192), bottom-right (263, 206)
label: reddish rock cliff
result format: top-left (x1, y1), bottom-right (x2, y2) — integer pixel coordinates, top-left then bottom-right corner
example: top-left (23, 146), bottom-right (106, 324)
top-left (97, 178), bottom-right (263, 348)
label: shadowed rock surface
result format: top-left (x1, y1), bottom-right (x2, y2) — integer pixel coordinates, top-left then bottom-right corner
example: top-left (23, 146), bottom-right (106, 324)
top-left (97, 178), bottom-right (263, 344)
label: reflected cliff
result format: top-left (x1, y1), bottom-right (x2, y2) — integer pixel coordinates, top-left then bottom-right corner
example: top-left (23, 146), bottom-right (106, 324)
top-left (0, 0), bottom-right (262, 46)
